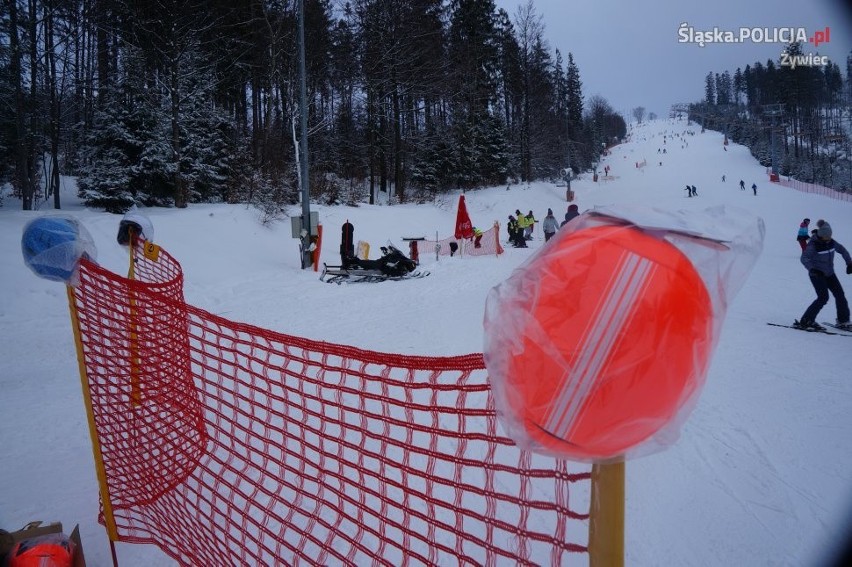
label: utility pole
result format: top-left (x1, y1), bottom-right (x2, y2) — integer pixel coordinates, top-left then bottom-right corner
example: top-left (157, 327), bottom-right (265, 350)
top-left (298, 0), bottom-right (312, 269)
top-left (763, 104), bottom-right (785, 177)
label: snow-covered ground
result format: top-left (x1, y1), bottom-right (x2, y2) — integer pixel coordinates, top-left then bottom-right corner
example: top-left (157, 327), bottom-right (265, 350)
top-left (2, 118), bottom-right (851, 565)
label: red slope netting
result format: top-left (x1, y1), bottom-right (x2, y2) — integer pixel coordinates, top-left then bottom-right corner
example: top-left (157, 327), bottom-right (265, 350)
top-left (70, 240), bottom-right (590, 566)
top-left (415, 223), bottom-right (504, 259)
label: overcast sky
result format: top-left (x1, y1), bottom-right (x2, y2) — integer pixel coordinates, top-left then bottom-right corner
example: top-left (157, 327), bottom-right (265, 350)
top-left (493, 0), bottom-right (852, 119)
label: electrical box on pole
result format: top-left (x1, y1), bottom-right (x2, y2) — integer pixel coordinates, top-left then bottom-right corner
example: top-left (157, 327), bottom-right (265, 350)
top-left (290, 212), bottom-right (319, 238)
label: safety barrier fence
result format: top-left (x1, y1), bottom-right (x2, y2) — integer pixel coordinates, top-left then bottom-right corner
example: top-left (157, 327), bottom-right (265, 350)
top-left (67, 238), bottom-right (594, 566)
top-left (772, 176), bottom-right (852, 203)
top-left (415, 222), bottom-right (504, 260)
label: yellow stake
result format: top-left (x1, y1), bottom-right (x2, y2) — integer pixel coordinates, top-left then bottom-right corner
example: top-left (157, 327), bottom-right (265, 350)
top-left (128, 230), bottom-right (141, 406)
top-left (66, 285), bottom-right (119, 541)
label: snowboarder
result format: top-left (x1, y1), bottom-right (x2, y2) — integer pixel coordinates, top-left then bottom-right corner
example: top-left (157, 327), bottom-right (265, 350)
top-left (797, 218), bottom-right (811, 252)
top-left (795, 221), bottom-right (852, 331)
top-left (542, 209), bottom-right (559, 242)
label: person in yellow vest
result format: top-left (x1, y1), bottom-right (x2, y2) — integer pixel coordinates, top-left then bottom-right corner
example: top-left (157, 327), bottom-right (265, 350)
top-left (472, 226), bottom-right (483, 248)
top-left (516, 209), bottom-right (530, 240)
top-left (524, 210), bottom-right (536, 240)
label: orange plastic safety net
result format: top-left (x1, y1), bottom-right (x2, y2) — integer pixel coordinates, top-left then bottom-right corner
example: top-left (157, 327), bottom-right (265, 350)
top-left (69, 239), bottom-right (590, 566)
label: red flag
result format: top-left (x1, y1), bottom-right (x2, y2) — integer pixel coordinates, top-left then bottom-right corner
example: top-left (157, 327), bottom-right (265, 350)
top-left (454, 195), bottom-right (474, 239)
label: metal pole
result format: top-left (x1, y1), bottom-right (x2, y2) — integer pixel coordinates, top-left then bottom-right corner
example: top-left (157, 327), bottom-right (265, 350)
top-left (298, 0), bottom-right (312, 269)
top-left (771, 116), bottom-right (778, 176)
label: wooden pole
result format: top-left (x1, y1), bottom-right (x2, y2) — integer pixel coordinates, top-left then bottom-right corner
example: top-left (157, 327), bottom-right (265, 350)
top-left (588, 461), bottom-right (625, 567)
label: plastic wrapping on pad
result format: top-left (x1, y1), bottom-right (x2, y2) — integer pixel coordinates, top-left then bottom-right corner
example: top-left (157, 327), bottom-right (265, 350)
top-left (483, 205), bottom-right (764, 462)
top-left (21, 216), bottom-right (97, 286)
top-left (116, 206), bottom-right (154, 245)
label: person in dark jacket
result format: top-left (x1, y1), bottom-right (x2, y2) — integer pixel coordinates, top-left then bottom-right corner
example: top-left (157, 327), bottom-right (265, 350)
top-left (507, 215), bottom-right (526, 248)
top-left (795, 221), bottom-right (852, 331)
top-left (561, 204), bottom-right (580, 227)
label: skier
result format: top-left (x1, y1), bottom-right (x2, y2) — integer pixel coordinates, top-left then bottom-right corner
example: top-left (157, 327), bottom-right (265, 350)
top-left (739, 179), bottom-right (745, 190)
top-left (795, 221), bottom-right (852, 331)
top-left (685, 184), bottom-right (692, 197)
top-left (691, 185), bottom-right (698, 197)
top-left (796, 218), bottom-right (811, 252)
top-left (752, 183), bottom-right (757, 196)
top-left (542, 209), bottom-right (559, 242)
top-left (722, 174), bottom-right (726, 182)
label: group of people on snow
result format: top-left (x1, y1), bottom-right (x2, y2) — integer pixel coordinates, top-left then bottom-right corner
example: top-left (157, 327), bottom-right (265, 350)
top-left (794, 217), bottom-right (852, 332)
top-left (507, 205), bottom-right (581, 248)
top-left (738, 179), bottom-right (758, 195)
top-left (507, 209), bottom-right (535, 247)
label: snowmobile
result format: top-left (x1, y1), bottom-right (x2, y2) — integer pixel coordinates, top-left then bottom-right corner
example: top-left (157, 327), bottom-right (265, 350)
top-left (320, 244), bottom-right (429, 284)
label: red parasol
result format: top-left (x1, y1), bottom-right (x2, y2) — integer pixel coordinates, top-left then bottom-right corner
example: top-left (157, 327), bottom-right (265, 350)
top-left (454, 195), bottom-right (474, 239)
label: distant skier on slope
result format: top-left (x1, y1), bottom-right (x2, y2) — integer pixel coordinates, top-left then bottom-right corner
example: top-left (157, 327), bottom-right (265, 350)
top-left (796, 218), bottom-right (810, 253)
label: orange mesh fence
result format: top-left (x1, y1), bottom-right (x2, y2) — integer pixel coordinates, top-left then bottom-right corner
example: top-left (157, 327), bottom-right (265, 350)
top-left (775, 177), bottom-right (852, 202)
top-left (416, 223), bottom-right (504, 260)
top-left (70, 240), bottom-right (591, 565)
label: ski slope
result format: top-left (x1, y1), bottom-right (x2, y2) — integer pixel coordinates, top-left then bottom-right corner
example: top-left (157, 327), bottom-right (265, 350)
top-left (1, 118), bottom-right (851, 565)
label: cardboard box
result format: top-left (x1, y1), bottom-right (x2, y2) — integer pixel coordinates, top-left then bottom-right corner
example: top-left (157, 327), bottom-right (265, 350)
top-left (0, 521), bottom-right (86, 567)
